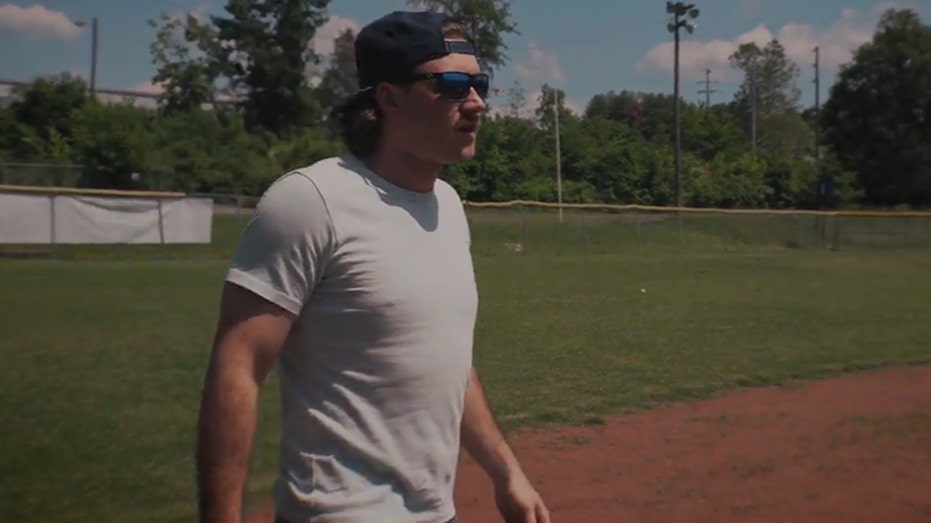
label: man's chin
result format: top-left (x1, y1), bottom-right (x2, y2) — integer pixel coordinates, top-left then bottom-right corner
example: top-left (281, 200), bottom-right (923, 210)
top-left (449, 145), bottom-right (477, 163)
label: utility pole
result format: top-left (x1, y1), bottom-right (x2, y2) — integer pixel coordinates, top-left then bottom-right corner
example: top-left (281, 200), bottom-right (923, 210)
top-left (91, 17), bottom-right (98, 95)
top-left (697, 68), bottom-right (718, 108)
top-left (813, 45), bottom-right (820, 161)
top-left (674, 24), bottom-right (682, 206)
top-left (553, 89), bottom-right (563, 224)
top-left (74, 16), bottom-right (98, 97)
top-left (750, 67), bottom-right (757, 152)
top-left (812, 45), bottom-right (828, 240)
top-left (666, 2), bottom-right (699, 208)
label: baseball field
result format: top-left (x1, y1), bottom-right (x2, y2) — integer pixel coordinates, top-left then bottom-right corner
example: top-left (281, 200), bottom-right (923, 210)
top-left (1, 208), bottom-right (930, 522)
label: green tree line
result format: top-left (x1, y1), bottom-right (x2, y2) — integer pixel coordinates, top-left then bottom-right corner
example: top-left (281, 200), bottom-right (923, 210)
top-left (0, 0), bottom-right (928, 209)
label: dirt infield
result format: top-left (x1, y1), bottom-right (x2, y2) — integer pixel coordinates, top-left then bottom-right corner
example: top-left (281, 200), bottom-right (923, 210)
top-left (246, 365), bottom-right (931, 522)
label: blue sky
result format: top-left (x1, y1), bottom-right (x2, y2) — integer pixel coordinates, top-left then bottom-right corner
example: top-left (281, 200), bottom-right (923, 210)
top-left (0, 0), bottom-right (926, 115)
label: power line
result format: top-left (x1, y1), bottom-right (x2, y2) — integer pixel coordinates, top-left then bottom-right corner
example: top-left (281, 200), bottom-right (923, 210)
top-left (696, 68), bottom-right (719, 108)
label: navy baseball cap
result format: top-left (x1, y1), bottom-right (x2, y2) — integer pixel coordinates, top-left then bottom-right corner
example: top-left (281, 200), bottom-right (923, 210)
top-left (353, 11), bottom-right (476, 90)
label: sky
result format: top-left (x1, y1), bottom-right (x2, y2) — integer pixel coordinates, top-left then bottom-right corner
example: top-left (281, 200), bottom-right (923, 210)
top-left (0, 0), bottom-right (927, 116)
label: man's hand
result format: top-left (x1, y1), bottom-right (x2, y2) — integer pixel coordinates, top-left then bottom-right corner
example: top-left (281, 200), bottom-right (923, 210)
top-left (494, 469), bottom-right (551, 523)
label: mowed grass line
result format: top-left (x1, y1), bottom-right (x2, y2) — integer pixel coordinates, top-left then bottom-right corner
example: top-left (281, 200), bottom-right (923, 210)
top-left (1, 214), bottom-right (931, 522)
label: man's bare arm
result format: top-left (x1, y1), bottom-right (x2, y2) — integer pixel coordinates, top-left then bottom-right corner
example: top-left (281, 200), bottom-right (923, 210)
top-left (196, 282), bottom-right (296, 523)
top-left (459, 367), bottom-right (522, 487)
top-left (461, 368), bottom-right (550, 522)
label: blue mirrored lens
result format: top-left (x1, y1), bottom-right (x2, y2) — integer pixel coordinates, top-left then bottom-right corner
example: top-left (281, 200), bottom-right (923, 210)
top-left (472, 75), bottom-right (489, 98)
top-left (438, 73), bottom-right (489, 100)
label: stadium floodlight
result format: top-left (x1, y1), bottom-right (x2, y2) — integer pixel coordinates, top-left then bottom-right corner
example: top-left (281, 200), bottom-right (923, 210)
top-left (665, 2), bottom-right (699, 208)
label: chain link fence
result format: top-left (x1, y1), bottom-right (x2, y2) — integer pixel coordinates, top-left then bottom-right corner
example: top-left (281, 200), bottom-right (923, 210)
top-left (462, 203), bottom-right (931, 256)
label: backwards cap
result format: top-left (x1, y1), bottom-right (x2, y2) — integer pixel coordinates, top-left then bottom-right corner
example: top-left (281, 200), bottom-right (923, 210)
top-left (353, 11), bottom-right (476, 90)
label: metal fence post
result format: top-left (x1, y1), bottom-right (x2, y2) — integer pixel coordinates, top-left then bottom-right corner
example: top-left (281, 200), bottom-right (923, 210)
top-left (635, 210), bottom-right (642, 250)
top-left (520, 204), bottom-right (528, 255)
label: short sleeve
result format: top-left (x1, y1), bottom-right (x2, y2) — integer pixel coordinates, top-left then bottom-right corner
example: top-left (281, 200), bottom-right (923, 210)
top-left (225, 172), bottom-right (335, 316)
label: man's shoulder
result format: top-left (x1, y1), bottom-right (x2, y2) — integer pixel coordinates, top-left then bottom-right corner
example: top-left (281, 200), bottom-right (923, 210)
top-left (283, 154), bottom-right (366, 189)
top-left (435, 178), bottom-right (469, 226)
top-left (256, 155), bottom-right (363, 208)
top-left (434, 177), bottom-right (464, 205)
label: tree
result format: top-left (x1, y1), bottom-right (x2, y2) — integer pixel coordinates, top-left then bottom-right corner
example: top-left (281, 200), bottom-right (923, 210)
top-left (681, 103), bottom-right (748, 161)
top-left (534, 83), bottom-right (576, 130)
top-left (729, 40), bottom-right (802, 117)
top-left (504, 80), bottom-right (527, 118)
top-left (821, 8), bottom-right (931, 207)
top-left (148, 12), bottom-right (225, 114)
top-left (314, 28), bottom-right (358, 120)
top-left (583, 90), bottom-right (677, 145)
top-left (149, 0), bottom-right (332, 138)
top-left (405, 0), bottom-right (519, 77)
top-left (8, 74), bottom-right (91, 153)
top-left (70, 101), bottom-right (156, 189)
top-left (210, 0), bottom-right (332, 138)
top-left (728, 40), bottom-right (805, 155)
top-left (444, 115), bottom-right (549, 201)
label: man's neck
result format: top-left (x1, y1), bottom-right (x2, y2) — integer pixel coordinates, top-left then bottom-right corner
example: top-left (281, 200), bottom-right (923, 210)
top-left (363, 147), bottom-right (443, 194)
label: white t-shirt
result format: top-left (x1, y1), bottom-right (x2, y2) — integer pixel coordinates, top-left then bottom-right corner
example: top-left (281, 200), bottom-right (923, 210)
top-left (225, 154), bottom-right (478, 523)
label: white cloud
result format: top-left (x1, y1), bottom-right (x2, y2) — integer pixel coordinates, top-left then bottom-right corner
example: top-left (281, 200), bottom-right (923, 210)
top-left (306, 15), bottom-right (360, 86)
top-left (0, 4), bottom-right (82, 40)
top-left (502, 43), bottom-right (578, 118)
top-left (312, 15), bottom-right (359, 58)
top-left (637, 4), bottom-right (912, 83)
top-left (514, 43), bottom-right (566, 83)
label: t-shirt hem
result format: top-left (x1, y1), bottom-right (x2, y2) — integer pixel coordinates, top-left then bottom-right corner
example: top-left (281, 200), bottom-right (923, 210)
top-left (225, 268), bottom-right (303, 316)
top-left (274, 508), bottom-right (457, 523)
top-left (273, 498), bottom-right (456, 523)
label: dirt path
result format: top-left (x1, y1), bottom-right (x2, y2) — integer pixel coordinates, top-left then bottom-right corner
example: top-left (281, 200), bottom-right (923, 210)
top-left (247, 365), bottom-right (931, 522)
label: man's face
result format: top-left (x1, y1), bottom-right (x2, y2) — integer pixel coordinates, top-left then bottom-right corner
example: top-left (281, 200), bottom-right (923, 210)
top-left (389, 44), bottom-right (487, 165)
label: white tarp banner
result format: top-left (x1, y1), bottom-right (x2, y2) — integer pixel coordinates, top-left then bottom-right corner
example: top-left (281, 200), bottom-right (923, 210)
top-left (0, 192), bottom-right (214, 244)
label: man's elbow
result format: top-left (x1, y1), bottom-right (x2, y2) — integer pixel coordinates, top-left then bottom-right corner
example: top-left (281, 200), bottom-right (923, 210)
top-left (207, 283), bottom-right (296, 387)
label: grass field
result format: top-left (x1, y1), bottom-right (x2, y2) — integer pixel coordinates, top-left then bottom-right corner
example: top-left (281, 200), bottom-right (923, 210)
top-left (1, 209), bottom-right (930, 522)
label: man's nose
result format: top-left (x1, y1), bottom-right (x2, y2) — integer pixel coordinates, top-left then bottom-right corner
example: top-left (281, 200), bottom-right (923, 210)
top-left (462, 87), bottom-right (486, 111)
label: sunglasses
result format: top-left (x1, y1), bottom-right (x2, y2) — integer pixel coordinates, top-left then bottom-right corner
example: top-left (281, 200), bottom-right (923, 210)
top-left (408, 71), bottom-right (490, 101)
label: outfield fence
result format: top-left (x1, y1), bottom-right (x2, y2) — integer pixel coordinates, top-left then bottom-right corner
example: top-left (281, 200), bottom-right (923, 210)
top-left (2, 188), bottom-right (930, 259)
top-left (0, 185), bottom-right (214, 246)
top-left (462, 200), bottom-right (931, 255)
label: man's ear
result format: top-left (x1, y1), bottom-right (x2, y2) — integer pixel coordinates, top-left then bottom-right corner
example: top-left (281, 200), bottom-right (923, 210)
top-left (374, 83), bottom-right (403, 114)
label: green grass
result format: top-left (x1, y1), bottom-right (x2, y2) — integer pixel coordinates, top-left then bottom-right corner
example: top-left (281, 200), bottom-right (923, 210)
top-left (1, 211), bottom-right (930, 522)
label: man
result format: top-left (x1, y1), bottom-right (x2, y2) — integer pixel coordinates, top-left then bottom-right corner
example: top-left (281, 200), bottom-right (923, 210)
top-left (196, 10), bottom-right (550, 523)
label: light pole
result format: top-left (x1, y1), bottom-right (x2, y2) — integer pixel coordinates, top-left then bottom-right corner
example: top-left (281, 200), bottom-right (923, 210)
top-left (74, 17), bottom-right (98, 97)
top-left (666, 2), bottom-right (699, 208)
